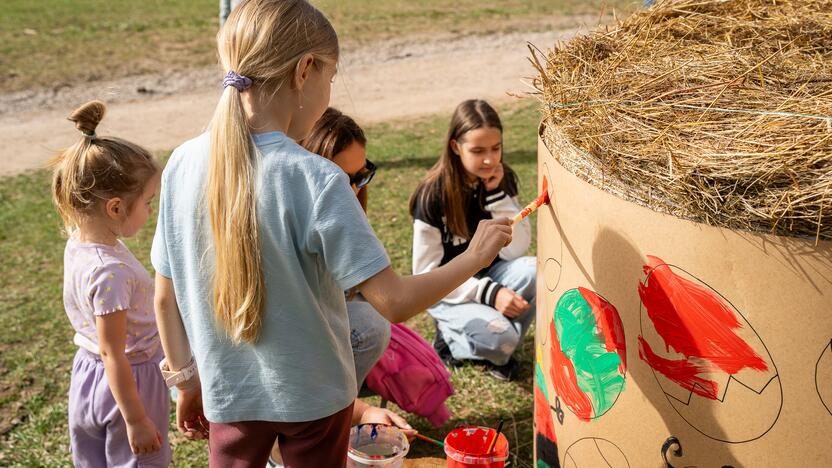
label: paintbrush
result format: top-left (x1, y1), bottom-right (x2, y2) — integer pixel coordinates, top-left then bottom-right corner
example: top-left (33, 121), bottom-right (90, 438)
top-left (511, 176), bottom-right (550, 225)
top-left (486, 420), bottom-right (504, 453)
top-left (414, 432), bottom-right (445, 448)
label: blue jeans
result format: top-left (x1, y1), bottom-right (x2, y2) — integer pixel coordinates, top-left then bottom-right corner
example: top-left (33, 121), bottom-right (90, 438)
top-left (347, 296), bottom-right (391, 390)
top-left (429, 256), bottom-right (536, 366)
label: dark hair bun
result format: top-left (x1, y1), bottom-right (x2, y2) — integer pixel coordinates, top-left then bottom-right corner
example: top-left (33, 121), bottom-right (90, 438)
top-left (68, 100), bottom-right (106, 135)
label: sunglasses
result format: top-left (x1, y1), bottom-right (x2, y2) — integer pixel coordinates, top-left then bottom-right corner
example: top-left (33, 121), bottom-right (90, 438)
top-left (349, 159), bottom-right (377, 189)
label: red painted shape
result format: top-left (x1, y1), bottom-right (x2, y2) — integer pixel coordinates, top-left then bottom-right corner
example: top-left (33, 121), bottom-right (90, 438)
top-left (638, 336), bottom-right (719, 399)
top-left (638, 256), bottom-right (768, 399)
top-left (549, 320), bottom-right (593, 420)
top-left (535, 385), bottom-right (557, 442)
top-left (580, 287), bottom-right (627, 373)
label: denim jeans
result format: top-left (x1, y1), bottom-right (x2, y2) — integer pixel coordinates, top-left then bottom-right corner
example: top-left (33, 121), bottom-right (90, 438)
top-left (429, 256), bottom-right (536, 366)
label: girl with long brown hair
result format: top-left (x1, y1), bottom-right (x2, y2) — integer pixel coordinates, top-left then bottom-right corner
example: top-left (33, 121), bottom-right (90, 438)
top-left (149, 2), bottom-right (511, 465)
top-left (409, 99), bottom-right (536, 381)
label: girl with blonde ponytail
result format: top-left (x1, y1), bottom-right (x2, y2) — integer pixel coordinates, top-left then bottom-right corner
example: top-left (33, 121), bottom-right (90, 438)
top-left (52, 101), bottom-right (171, 466)
top-left (151, 1), bottom-right (511, 465)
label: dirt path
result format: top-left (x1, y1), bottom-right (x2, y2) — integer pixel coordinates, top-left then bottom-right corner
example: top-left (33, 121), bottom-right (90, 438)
top-left (0, 25), bottom-right (587, 176)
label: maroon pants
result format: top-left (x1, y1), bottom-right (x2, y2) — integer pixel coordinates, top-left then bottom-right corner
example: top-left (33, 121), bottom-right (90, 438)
top-left (208, 402), bottom-right (354, 468)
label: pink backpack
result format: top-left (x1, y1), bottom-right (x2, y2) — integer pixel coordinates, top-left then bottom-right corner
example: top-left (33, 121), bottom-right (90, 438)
top-left (365, 323), bottom-right (454, 427)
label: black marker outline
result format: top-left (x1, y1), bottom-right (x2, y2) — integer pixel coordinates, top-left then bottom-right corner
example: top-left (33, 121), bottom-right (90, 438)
top-left (665, 373), bottom-right (779, 406)
top-left (540, 160), bottom-right (564, 298)
top-left (638, 261), bottom-right (783, 443)
top-left (544, 257), bottom-right (563, 293)
top-left (562, 437), bottom-right (630, 468)
top-left (816, 339), bottom-right (832, 416)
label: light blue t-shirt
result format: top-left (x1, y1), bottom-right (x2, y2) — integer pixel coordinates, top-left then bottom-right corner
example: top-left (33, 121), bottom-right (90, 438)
top-left (151, 131), bottom-right (390, 423)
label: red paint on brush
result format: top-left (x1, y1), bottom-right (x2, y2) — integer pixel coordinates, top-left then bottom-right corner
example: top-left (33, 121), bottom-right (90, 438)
top-left (638, 256), bottom-right (768, 399)
top-left (580, 287), bottom-right (628, 373)
top-left (535, 385), bottom-right (557, 442)
top-left (549, 320), bottom-right (593, 421)
top-left (536, 176), bottom-right (550, 206)
top-left (512, 176), bottom-right (550, 225)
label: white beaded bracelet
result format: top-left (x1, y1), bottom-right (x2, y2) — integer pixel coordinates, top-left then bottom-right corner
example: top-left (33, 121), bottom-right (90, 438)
top-left (159, 357), bottom-right (198, 389)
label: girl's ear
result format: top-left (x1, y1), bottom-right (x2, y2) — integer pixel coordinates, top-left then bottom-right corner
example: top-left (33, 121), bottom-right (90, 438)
top-left (449, 139), bottom-right (461, 156)
top-left (104, 197), bottom-right (124, 221)
top-left (293, 53), bottom-right (316, 91)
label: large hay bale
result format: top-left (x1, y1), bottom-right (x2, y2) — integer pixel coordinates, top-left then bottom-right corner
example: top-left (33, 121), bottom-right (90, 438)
top-left (532, 0), bottom-right (831, 241)
top-left (531, 1), bottom-right (832, 467)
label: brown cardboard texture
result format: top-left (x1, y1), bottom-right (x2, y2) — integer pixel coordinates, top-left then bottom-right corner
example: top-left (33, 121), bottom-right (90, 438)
top-left (534, 126), bottom-right (832, 468)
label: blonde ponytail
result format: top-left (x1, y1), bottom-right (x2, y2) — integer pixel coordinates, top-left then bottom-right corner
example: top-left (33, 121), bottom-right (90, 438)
top-left (207, 0), bottom-right (338, 344)
top-left (207, 86), bottom-right (265, 344)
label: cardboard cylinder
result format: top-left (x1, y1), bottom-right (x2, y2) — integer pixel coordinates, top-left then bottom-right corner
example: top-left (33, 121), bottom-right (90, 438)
top-left (534, 125), bottom-right (832, 468)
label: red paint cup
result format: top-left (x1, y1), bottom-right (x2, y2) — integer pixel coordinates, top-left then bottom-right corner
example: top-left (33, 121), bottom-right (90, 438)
top-left (443, 426), bottom-right (509, 467)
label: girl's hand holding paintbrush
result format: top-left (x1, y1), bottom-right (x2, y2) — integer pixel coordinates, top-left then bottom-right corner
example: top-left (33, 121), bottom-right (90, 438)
top-left (359, 404), bottom-right (417, 440)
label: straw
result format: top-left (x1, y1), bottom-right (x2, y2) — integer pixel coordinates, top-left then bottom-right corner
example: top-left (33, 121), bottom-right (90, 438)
top-left (413, 433), bottom-right (445, 448)
top-left (487, 420), bottom-right (504, 454)
top-left (529, 0), bottom-right (832, 241)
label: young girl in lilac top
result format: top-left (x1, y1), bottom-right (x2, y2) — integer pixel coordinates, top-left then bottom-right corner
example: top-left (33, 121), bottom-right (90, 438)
top-left (51, 100), bottom-right (170, 467)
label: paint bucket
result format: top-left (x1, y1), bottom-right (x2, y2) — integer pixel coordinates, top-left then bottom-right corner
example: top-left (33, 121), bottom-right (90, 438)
top-left (347, 423), bottom-right (410, 468)
top-left (443, 426), bottom-right (509, 467)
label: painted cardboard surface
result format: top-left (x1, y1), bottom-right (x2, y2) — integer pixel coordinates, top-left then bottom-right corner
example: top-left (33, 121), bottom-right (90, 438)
top-left (534, 126), bottom-right (832, 468)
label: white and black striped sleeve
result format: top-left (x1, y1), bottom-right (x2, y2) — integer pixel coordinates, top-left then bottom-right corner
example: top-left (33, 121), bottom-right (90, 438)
top-left (412, 219), bottom-right (504, 306)
top-left (483, 189), bottom-right (532, 261)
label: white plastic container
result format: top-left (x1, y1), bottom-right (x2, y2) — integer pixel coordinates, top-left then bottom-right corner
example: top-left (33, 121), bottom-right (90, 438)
top-left (346, 424), bottom-right (410, 468)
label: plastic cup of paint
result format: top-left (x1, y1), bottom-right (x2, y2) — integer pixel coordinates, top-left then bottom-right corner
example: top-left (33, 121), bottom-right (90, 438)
top-left (347, 423), bottom-right (410, 468)
top-left (443, 426), bottom-right (509, 467)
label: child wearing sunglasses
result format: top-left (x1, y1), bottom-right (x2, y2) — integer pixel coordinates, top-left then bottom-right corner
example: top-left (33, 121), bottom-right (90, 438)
top-left (300, 107), bottom-right (387, 389)
top-left (409, 99), bottom-right (536, 381)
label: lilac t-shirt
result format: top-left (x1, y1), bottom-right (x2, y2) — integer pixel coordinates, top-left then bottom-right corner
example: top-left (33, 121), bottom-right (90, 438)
top-left (63, 238), bottom-right (160, 361)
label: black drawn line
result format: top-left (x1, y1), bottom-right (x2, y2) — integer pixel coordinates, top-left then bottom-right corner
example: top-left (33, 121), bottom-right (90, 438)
top-left (638, 261), bottom-right (784, 444)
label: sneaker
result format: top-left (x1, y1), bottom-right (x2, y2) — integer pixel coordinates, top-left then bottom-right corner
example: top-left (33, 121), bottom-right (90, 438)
top-left (433, 326), bottom-right (463, 368)
top-left (266, 457), bottom-right (284, 468)
top-left (487, 357), bottom-right (520, 381)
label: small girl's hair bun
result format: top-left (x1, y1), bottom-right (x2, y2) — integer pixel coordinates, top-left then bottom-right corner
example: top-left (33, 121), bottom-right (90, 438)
top-left (67, 100), bottom-right (106, 137)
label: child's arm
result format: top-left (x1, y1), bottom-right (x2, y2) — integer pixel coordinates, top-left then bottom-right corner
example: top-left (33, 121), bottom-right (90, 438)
top-left (353, 399), bottom-right (416, 438)
top-left (154, 274), bottom-right (192, 372)
top-left (412, 219), bottom-right (500, 305)
top-left (96, 311), bottom-right (162, 454)
top-left (359, 218), bottom-right (512, 323)
top-left (154, 273), bottom-right (208, 439)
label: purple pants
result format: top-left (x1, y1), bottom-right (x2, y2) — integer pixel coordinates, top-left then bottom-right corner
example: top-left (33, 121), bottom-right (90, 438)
top-left (69, 348), bottom-right (171, 467)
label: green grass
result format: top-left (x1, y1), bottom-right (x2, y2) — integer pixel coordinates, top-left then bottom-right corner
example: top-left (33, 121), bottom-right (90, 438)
top-left (0, 0), bottom-right (638, 94)
top-left (0, 100), bottom-right (542, 466)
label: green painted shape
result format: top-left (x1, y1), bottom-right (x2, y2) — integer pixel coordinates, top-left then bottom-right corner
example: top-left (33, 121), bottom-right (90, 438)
top-left (535, 362), bottom-right (550, 400)
top-left (554, 289), bottom-right (625, 417)
top-left (537, 459), bottom-right (552, 468)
